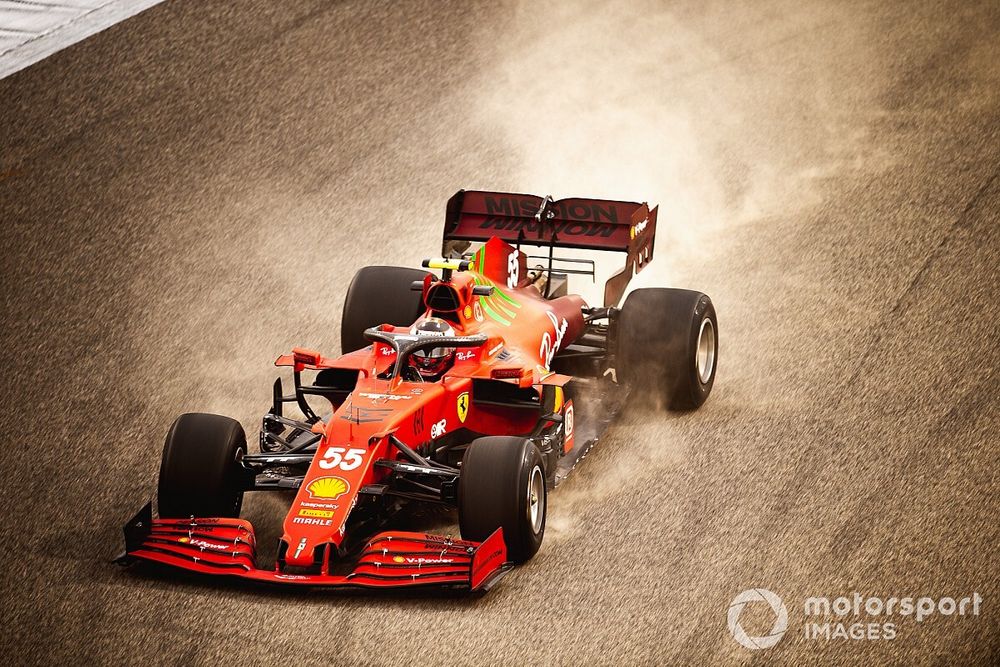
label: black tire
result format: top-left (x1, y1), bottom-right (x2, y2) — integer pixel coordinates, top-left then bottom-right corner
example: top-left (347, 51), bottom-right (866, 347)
top-left (157, 413), bottom-right (248, 519)
top-left (340, 265), bottom-right (429, 353)
top-left (458, 437), bottom-right (546, 563)
top-left (617, 288), bottom-right (718, 410)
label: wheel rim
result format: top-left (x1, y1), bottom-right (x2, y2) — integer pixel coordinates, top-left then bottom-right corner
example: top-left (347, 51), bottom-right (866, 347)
top-left (527, 465), bottom-right (544, 534)
top-left (696, 318), bottom-right (716, 384)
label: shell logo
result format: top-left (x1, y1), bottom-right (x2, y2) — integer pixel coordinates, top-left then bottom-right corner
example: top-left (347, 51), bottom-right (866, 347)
top-left (307, 476), bottom-right (350, 500)
top-left (392, 556), bottom-right (405, 563)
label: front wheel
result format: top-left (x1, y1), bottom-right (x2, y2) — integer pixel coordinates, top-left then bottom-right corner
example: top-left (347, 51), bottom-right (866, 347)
top-left (458, 437), bottom-right (546, 563)
top-left (157, 413), bottom-right (248, 518)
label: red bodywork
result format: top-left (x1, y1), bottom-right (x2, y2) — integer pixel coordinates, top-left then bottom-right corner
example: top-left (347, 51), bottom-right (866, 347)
top-left (123, 190), bottom-right (658, 590)
top-left (122, 235), bottom-right (614, 590)
top-left (273, 238), bottom-right (586, 564)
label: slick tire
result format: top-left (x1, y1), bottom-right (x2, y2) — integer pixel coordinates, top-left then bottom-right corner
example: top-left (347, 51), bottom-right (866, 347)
top-left (340, 265), bottom-right (430, 353)
top-left (157, 413), bottom-right (248, 519)
top-left (458, 437), bottom-right (546, 563)
top-left (617, 288), bottom-right (718, 410)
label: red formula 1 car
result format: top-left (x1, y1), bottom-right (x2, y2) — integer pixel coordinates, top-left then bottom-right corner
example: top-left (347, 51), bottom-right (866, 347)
top-left (118, 190), bottom-right (718, 591)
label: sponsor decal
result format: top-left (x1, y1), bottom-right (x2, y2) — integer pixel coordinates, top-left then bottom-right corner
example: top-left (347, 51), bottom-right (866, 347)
top-left (540, 310), bottom-right (568, 369)
top-left (409, 325), bottom-right (446, 337)
top-left (457, 392), bottom-right (470, 423)
top-left (478, 217), bottom-right (618, 239)
top-left (430, 418), bottom-right (447, 439)
top-left (339, 403), bottom-right (393, 423)
top-left (488, 342), bottom-right (504, 356)
top-left (359, 392), bottom-right (411, 401)
top-left (473, 301), bottom-right (484, 322)
top-left (275, 573), bottom-right (309, 580)
top-left (456, 350), bottom-right (477, 361)
top-left (307, 476), bottom-right (350, 500)
top-left (413, 407), bottom-right (425, 435)
top-left (630, 217), bottom-right (648, 239)
top-left (298, 509), bottom-right (334, 519)
top-left (293, 517), bottom-right (334, 526)
top-left (319, 446), bottom-right (366, 471)
top-left (482, 196), bottom-right (620, 224)
top-left (551, 386), bottom-right (564, 413)
top-left (463, 305), bottom-right (473, 319)
top-left (563, 400), bottom-right (575, 454)
top-left (410, 387), bottom-right (424, 394)
top-left (420, 534), bottom-right (474, 550)
top-left (178, 537), bottom-right (228, 551)
top-left (380, 346), bottom-right (395, 356)
top-left (260, 455), bottom-right (309, 464)
top-left (300, 501), bottom-right (338, 510)
top-left (472, 548), bottom-right (504, 578)
top-left (392, 555), bottom-right (455, 565)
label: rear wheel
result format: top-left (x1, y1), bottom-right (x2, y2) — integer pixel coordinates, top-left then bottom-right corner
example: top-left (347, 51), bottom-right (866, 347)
top-left (157, 413), bottom-right (248, 519)
top-left (458, 437), bottom-right (546, 563)
top-left (340, 265), bottom-right (429, 353)
top-left (617, 288), bottom-right (718, 409)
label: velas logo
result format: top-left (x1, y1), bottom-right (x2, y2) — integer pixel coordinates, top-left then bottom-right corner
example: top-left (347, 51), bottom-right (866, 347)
top-left (728, 589), bottom-right (789, 650)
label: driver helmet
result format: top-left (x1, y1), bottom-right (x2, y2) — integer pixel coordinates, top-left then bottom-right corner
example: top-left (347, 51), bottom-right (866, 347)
top-left (409, 317), bottom-right (456, 378)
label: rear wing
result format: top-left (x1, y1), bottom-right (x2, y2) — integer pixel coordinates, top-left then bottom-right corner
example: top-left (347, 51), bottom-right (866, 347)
top-left (443, 190), bottom-right (657, 306)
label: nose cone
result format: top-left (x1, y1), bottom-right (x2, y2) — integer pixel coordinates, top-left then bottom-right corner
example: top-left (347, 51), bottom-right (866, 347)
top-left (282, 473), bottom-right (356, 569)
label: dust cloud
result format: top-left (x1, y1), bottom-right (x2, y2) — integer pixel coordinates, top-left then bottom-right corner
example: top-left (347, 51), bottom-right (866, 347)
top-left (472, 0), bottom-right (841, 305)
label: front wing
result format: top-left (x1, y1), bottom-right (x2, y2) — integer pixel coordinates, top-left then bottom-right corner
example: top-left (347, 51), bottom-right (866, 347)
top-left (118, 503), bottom-right (510, 592)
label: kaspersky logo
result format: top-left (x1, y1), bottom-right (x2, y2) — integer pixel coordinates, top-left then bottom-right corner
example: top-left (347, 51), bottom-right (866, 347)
top-left (728, 588), bottom-right (788, 650)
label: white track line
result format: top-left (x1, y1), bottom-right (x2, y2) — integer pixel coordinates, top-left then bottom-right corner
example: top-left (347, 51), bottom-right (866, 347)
top-left (0, 0), bottom-right (164, 80)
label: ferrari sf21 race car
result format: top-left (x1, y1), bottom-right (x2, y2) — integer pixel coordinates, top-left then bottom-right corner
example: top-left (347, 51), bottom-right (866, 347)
top-left (118, 190), bottom-right (718, 592)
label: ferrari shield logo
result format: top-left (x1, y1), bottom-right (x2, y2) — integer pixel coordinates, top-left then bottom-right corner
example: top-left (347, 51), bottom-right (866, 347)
top-left (457, 392), bottom-right (469, 423)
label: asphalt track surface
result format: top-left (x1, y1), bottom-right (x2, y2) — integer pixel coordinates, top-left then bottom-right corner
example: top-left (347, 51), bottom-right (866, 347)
top-left (1, 1), bottom-right (998, 664)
